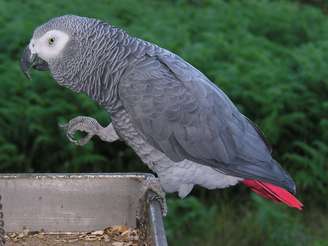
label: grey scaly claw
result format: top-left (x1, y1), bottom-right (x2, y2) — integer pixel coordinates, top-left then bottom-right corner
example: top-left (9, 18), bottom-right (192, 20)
top-left (60, 116), bottom-right (120, 146)
top-left (59, 116), bottom-right (101, 146)
top-left (59, 123), bottom-right (78, 144)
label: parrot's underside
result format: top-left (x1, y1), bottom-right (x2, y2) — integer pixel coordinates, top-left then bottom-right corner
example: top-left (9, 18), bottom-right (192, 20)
top-left (20, 15), bottom-right (303, 211)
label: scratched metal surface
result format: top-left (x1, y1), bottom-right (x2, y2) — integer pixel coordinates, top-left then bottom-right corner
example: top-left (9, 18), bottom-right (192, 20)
top-left (0, 195), bottom-right (4, 246)
top-left (147, 192), bottom-right (168, 246)
top-left (0, 173), bottom-right (154, 232)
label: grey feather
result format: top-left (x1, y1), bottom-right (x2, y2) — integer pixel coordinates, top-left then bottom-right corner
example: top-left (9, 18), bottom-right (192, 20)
top-left (119, 48), bottom-right (295, 193)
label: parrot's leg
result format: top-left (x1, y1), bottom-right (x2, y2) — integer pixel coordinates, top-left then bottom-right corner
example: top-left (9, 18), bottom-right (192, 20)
top-left (60, 116), bottom-right (119, 146)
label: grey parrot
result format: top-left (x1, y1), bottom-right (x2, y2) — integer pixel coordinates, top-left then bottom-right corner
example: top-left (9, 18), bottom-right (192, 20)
top-left (20, 15), bottom-right (302, 210)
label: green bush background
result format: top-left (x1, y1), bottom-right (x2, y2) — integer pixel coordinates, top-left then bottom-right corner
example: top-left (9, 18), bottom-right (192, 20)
top-left (0, 0), bottom-right (327, 245)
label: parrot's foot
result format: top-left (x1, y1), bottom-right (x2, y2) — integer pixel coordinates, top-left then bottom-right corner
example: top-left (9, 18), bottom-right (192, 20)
top-left (142, 177), bottom-right (167, 216)
top-left (60, 116), bottom-right (119, 146)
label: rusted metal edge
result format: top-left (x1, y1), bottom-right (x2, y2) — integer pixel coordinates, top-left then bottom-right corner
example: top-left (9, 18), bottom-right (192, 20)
top-left (0, 172), bottom-right (155, 180)
top-left (147, 192), bottom-right (168, 246)
top-left (0, 195), bottom-right (5, 246)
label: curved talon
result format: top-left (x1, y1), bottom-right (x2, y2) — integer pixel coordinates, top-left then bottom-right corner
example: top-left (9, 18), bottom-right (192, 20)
top-left (76, 133), bottom-right (94, 146)
top-left (67, 131), bottom-right (79, 144)
top-left (59, 123), bottom-right (68, 129)
top-left (65, 127), bottom-right (95, 146)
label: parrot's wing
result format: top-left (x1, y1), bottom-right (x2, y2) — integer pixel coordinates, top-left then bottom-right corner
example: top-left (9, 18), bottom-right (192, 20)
top-left (119, 50), bottom-right (295, 193)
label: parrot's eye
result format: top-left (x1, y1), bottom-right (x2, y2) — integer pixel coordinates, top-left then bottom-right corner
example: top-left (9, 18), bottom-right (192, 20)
top-left (48, 37), bottom-right (55, 45)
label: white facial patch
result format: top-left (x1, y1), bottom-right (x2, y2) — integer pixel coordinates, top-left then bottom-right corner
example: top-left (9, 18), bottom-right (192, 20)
top-left (29, 30), bottom-right (70, 61)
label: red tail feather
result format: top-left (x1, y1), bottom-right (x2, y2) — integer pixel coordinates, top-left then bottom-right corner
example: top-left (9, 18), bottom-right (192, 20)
top-left (242, 179), bottom-right (303, 210)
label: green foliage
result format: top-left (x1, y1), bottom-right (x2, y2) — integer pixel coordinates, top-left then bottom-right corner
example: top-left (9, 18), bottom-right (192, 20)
top-left (0, 0), bottom-right (327, 245)
top-left (165, 196), bottom-right (218, 245)
top-left (286, 141), bottom-right (328, 201)
top-left (165, 195), bottom-right (327, 246)
top-left (251, 195), bottom-right (310, 246)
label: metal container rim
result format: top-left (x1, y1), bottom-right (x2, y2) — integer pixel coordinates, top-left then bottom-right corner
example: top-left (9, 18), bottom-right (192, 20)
top-left (0, 172), bottom-right (155, 180)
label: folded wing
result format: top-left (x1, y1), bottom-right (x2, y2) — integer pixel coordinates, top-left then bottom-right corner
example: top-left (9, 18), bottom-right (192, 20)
top-left (119, 49), bottom-right (296, 194)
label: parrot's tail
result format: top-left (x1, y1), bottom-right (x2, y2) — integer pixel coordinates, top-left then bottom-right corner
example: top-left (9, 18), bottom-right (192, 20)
top-left (242, 179), bottom-right (303, 210)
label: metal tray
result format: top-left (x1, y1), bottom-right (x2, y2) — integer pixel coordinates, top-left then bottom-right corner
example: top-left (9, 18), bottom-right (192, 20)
top-left (0, 173), bottom-right (167, 246)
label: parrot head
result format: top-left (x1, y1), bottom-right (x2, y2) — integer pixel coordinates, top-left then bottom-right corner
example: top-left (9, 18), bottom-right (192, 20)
top-left (20, 15), bottom-right (116, 96)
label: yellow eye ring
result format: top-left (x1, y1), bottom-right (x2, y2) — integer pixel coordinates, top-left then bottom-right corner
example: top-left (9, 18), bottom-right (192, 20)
top-left (48, 37), bottom-right (55, 45)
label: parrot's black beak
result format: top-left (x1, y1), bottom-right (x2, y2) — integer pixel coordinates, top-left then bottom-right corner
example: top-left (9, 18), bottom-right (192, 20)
top-left (20, 46), bottom-right (49, 80)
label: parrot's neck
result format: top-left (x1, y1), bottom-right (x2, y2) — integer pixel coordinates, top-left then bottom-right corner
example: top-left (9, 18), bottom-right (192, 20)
top-left (53, 26), bottom-right (137, 113)
top-left (80, 27), bottom-right (133, 112)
